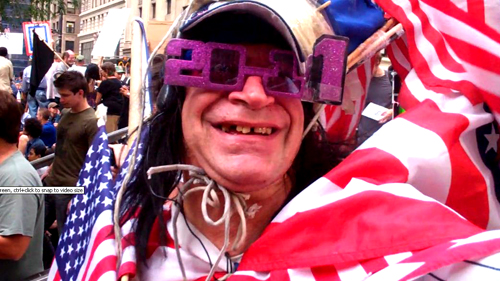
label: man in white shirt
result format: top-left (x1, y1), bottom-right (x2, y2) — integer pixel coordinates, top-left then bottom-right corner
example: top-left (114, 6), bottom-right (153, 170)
top-left (69, 55), bottom-right (86, 76)
top-left (46, 50), bottom-right (75, 104)
top-left (0, 47), bottom-right (14, 95)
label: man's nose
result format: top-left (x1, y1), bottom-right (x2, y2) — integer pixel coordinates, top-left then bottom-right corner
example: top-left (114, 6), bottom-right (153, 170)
top-left (227, 76), bottom-right (275, 109)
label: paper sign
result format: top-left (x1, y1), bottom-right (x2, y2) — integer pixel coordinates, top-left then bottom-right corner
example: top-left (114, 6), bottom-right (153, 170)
top-left (0, 33), bottom-right (24, 55)
top-left (91, 8), bottom-right (131, 57)
top-left (361, 102), bottom-right (389, 121)
top-left (22, 21), bottom-right (52, 56)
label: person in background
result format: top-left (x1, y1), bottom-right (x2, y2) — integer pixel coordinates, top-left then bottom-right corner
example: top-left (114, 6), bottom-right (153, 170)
top-left (22, 118), bottom-right (45, 159)
top-left (357, 51), bottom-right (394, 145)
top-left (85, 63), bottom-right (101, 109)
top-left (0, 91), bottom-right (44, 280)
top-left (27, 142), bottom-right (48, 177)
top-left (37, 108), bottom-right (56, 148)
top-left (70, 55), bottom-right (87, 76)
top-left (43, 71), bottom-right (98, 235)
top-left (20, 60), bottom-right (32, 108)
top-left (47, 51), bottom-right (75, 104)
top-left (0, 47), bottom-right (14, 96)
top-left (96, 62), bottom-right (123, 132)
top-left (47, 102), bottom-right (61, 126)
top-left (26, 74), bottom-right (49, 119)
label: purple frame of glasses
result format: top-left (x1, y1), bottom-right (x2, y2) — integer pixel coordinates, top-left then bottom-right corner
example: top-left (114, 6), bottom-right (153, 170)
top-left (164, 34), bottom-right (349, 104)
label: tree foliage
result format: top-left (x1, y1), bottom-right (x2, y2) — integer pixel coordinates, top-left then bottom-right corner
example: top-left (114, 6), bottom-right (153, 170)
top-left (0, 0), bottom-right (80, 26)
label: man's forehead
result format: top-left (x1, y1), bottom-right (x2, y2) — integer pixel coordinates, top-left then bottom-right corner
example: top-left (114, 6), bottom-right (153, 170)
top-left (244, 44), bottom-right (287, 68)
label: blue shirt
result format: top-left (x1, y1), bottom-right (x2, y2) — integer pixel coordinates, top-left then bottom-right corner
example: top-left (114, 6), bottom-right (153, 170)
top-left (40, 122), bottom-right (57, 148)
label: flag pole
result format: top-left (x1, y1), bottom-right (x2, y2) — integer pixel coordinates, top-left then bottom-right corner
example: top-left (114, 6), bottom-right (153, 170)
top-left (38, 35), bottom-right (70, 69)
top-left (31, 29), bottom-right (69, 68)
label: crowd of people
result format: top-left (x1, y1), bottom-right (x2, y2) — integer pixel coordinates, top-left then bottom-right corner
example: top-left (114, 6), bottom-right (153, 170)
top-left (0, 46), bottom-right (134, 279)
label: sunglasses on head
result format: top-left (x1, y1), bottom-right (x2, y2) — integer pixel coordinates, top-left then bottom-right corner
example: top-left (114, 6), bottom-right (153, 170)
top-left (164, 35), bottom-right (348, 104)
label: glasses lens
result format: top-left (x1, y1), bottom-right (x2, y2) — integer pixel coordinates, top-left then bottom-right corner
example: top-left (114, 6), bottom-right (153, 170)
top-left (266, 53), bottom-right (301, 94)
top-left (209, 49), bottom-right (240, 85)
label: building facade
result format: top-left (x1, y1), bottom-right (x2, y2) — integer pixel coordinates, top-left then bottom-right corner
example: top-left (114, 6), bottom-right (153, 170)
top-left (78, 0), bottom-right (126, 63)
top-left (48, 0), bottom-right (80, 55)
top-left (76, 0), bottom-right (189, 62)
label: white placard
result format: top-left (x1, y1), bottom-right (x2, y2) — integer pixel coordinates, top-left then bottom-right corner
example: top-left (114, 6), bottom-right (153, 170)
top-left (91, 8), bottom-right (131, 57)
top-left (0, 33), bottom-right (24, 55)
top-left (361, 102), bottom-right (389, 121)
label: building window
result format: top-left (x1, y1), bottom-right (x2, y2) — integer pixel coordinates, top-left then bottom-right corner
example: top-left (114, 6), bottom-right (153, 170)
top-left (66, 41), bottom-right (75, 51)
top-left (67, 2), bottom-right (75, 14)
top-left (167, 0), bottom-right (171, 14)
top-left (81, 42), bottom-right (93, 64)
top-left (139, 7), bottom-right (142, 18)
top-left (66, 21), bottom-right (75, 33)
top-left (152, 3), bottom-right (156, 19)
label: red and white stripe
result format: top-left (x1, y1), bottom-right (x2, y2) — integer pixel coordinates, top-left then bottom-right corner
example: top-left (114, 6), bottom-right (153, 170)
top-left (48, 210), bottom-right (117, 281)
top-left (373, 0), bottom-right (500, 229)
top-left (116, 178), bottom-right (500, 280)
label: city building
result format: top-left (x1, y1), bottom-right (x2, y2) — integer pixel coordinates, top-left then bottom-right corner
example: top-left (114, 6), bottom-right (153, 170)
top-left (76, 0), bottom-right (189, 62)
top-left (78, 0), bottom-right (126, 63)
top-left (48, 0), bottom-right (81, 54)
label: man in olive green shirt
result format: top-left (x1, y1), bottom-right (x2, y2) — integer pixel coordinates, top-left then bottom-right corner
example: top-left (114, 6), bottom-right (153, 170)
top-left (0, 92), bottom-right (44, 280)
top-left (43, 71), bottom-right (98, 234)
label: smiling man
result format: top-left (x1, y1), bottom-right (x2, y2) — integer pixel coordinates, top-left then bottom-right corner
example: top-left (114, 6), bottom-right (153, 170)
top-left (117, 2), bottom-right (346, 279)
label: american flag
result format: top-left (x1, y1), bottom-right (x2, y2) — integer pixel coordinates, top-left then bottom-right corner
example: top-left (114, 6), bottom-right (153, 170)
top-left (117, 0), bottom-right (500, 280)
top-left (47, 125), bottom-right (146, 281)
top-left (322, 59), bottom-right (375, 143)
top-left (55, 0), bottom-right (500, 279)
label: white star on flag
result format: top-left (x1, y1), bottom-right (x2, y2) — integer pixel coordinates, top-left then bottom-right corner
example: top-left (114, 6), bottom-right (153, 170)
top-left (484, 124), bottom-right (499, 153)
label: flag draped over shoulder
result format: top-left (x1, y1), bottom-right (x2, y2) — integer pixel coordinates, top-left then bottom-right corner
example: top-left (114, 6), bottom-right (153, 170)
top-left (30, 31), bottom-right (54, 97)
top-left (47, 125), bottom-right (147, 281)
top-left (48, 126), bottom-right (117, 281)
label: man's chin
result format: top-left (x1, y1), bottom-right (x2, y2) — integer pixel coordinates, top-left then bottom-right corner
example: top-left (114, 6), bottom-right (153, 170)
top-left (209, 169), bottom-right (281, 193)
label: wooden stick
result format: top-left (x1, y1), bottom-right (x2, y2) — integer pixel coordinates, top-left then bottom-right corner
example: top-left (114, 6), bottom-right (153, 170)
top-left (347, 22), bottom-right (403, 72)
top-left (346, 18), bottom-right (396, 67)
top-left (40, 39), bottom-right (70, 69)
top-left (316, 0), bottom-right (331, 12)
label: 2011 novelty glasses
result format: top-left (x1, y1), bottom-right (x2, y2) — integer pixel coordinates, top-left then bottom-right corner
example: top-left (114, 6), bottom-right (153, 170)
top-left (164, 35), bottom-right (349, 104)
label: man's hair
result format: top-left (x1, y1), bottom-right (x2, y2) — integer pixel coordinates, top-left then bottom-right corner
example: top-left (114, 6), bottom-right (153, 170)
top-left (38, 108), bottom-right (50, 121)
top-left (85, 63), bottom-right (101, 81)
top-left (24, 118), bottom-right (43, 138)
top-left (0, 47), bottom-right (8, 58)
top-left (62, 50), bottom-right (73, 60)
top-left (54, 71), bottom-right (88, 97)
top-left (0, 91), bottom-right (23, 143)
top-left (31, 143), bottom-right (46, 157)
top-left (101, 62), bottom-right (116, 76)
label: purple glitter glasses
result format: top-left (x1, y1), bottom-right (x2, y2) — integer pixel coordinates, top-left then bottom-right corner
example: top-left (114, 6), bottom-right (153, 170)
top-left (164, 35), bottom-right (348, 104)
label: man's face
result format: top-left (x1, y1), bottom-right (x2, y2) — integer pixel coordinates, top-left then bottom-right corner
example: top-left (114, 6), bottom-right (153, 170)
top-left (58, 88), bottom-right (83, 109)
top-left (66, 51), bottom-right (76, 66)
top-left (181, 44), bottom-right (304, 193)
top-left (27, 148), bottom-right (39, 161)
top-left (36, 110), bottom-right (42, 122)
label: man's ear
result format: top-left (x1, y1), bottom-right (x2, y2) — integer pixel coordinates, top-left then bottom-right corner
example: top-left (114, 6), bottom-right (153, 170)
top-left (78, 89), bottom-right (84, 96)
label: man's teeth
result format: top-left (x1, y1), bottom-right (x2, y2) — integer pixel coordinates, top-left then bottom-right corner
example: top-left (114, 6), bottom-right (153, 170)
top-left (221, 125), bottom-right (273, 135)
